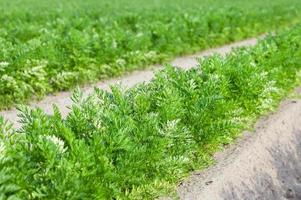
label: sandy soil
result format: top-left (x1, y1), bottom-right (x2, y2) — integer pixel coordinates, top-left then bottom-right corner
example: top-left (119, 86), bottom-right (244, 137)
top-left (166, 92), bottom-right (301, 200)
top-left (0, 37), bottom-right (259, 128)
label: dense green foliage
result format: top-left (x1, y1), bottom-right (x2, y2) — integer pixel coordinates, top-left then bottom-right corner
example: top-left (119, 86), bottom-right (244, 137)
top-left (1, 25), bottom-right (301, 199)
top-left (1, 0), bottom-right (301, 109)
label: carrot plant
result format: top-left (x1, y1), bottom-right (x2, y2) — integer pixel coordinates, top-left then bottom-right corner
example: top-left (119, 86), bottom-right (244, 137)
top-left (0, 0), bottom-right (301, 109)
top-left (1, 25), bottom-right (301, 199)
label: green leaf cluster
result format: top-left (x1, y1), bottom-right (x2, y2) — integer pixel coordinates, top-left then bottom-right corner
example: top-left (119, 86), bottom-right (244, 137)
top-left (1, 25), bottom-right (301, 199)
top-left (1, 0), bottom-right (301, 109)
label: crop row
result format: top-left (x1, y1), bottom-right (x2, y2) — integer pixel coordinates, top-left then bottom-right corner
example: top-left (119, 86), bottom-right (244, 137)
top-left (1, 24), bottom-right (301, 199)
top-left (1, 0), bottom-right (301, 109)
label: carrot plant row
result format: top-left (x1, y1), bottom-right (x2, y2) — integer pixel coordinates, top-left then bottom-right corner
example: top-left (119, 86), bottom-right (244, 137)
top-left (1, 25), bottom-right (301, 199)
top-left (0, 0), bottom-right (301, 109)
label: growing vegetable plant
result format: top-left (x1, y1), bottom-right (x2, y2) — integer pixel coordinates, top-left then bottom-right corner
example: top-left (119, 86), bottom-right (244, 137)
top-left (0, 0), bottom-right (301, 109)
top-left (0, 24), bottom-right (301, 199)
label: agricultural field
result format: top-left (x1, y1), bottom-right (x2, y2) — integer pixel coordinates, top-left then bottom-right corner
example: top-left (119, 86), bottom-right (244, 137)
top-left (1, 0), bottom-right (301, 109)
top-left (1, 23), bottom-right (301, 199)
top-left (1, 0), bottom-right (301, 199)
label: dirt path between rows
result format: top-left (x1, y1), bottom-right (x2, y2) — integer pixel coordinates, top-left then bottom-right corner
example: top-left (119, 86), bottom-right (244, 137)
top-left (0, 37), bottom-right (259, 128)
top-left (165, 91), bottom-right (301, 200)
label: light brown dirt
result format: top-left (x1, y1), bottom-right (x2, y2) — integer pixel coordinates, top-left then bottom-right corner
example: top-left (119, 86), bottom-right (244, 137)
top-left (0, 37), bottom-right (259, 128)
top-left (168, 95), bottom-right (301, 200)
